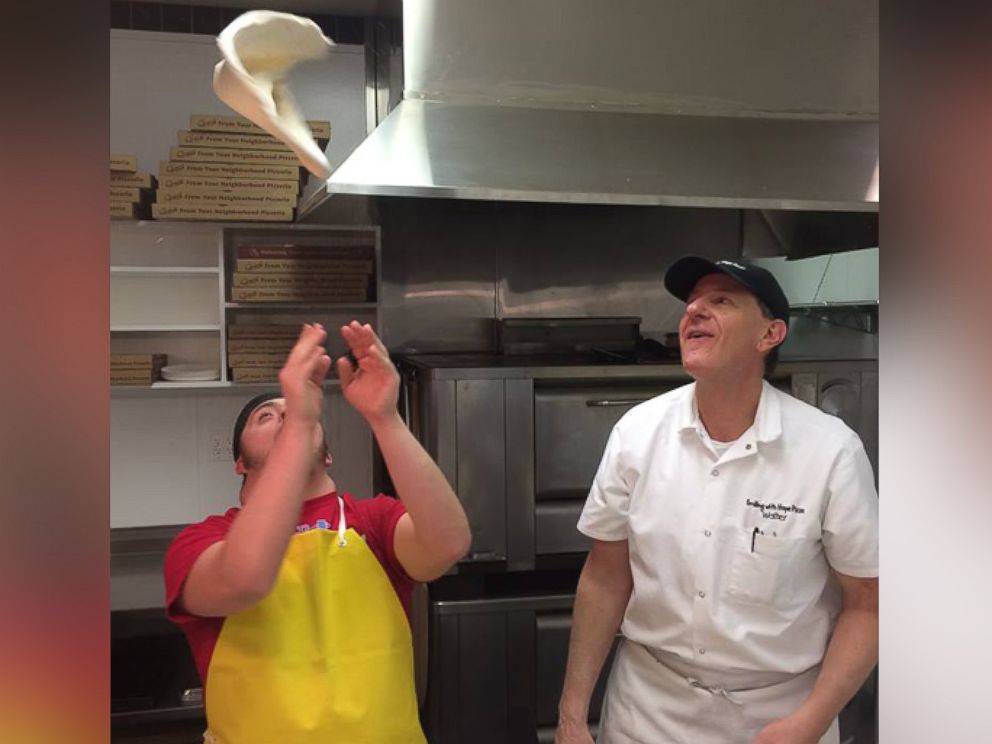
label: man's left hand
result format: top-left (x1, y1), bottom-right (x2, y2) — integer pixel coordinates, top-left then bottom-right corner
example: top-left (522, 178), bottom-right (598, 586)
top-left (752, 715), bottom-right (823, 744)
top-left (336, 321), bottom-right (400, 425)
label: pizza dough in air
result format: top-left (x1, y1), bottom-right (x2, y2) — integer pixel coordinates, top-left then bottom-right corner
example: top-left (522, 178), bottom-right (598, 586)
top-left (213, 11), bottom-right (334, 179)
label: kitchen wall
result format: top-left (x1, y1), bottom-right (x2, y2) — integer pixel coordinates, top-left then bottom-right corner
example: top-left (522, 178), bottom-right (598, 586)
top-left (375, 198), bottom-right (740, 352)
top-left (110, 389), bottom-right (372, 528)
top-left (110, 28), bottom-right (368, 202)
top-left (110, 389), bottom-right (371, 609)
top-left (372, 197), bottom-right (878, 360)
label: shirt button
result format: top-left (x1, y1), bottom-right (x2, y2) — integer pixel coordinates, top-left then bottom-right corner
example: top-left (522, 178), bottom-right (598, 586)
top-left (699, 648), bottom-right (707, 655)
top-left (711, 469), bottom-right (719, 477)
top-left (745, 444), bottom-right (752, 450)
top-left (704, 529), bottom-right (712, 537)
top-left (698, 590), bottom-right (706, 598)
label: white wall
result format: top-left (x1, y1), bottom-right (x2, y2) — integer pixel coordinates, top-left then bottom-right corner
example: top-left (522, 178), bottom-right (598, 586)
top-left (110, 388), bottom-right (372, 528)
top-left (110, 386), bottom-right (374, 608)
top-left (110, 29), bottom-right (367, 177)
top-left (753, 248), bottom-right (880, 306)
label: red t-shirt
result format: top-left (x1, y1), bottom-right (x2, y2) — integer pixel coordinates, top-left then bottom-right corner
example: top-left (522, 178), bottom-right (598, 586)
top-left (163, 491), bottom-right (413, 687)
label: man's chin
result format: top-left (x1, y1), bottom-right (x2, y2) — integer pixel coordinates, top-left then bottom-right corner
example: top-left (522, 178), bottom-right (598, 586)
top-left (681, 354), bottom-right (707, 379)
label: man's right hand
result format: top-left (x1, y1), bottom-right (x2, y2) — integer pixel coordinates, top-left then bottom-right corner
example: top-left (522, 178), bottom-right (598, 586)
top-left (279, 322), bottom-right (332, 424)
top-left (555, 717), bottom-right (595, 744)
top-left (555, 540), bottom-right (632, 744)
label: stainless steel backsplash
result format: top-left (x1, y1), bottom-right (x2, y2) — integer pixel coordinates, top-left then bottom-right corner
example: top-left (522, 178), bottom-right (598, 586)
top-left (375, 198), bottom-right (740, 353)
top-left (373, 197), bottom-right (877, 360)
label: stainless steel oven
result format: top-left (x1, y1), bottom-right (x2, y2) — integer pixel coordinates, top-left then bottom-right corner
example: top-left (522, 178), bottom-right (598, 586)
top-left (425, 594), bottom-right (620, 744)
top-left (532, 379), bottom-right (683, 556)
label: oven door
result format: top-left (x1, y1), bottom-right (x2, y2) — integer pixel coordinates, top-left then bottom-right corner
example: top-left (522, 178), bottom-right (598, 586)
top-left (425, 594), bottom-right (619, 744)
top-left (532, 381), bottom-right (681, 556)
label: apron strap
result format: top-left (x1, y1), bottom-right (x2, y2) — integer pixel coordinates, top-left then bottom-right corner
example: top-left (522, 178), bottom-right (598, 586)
top-left (336, 494), bottom-right (348, 547)
top-left (639, 641), bottom-right (804, 706)
top-left (687, 677), bottom-right (743, 705)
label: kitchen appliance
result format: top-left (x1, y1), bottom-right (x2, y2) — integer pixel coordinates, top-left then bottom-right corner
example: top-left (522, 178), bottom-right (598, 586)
top-left (427, 593), bottom-right (619, 744)
top-left (497, 317), bottom-right (642, 356)
top-left (111, 608), bottom-right (206, 743)
top-left (304, 0), bottom-right (878, 218)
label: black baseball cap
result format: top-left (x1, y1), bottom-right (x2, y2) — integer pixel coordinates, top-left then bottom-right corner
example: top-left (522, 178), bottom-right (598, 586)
top-left (664, 256), bottom-right (790, 327)
top-left (231, 391), bottom-right (281, 462)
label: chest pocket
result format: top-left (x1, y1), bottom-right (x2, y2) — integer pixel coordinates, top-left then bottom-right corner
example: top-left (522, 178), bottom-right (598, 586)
top-left (725, 530), bottom-right (805, 607)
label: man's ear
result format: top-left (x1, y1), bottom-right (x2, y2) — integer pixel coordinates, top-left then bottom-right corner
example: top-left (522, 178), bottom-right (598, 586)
top-left (235, 457), bottom-right (248, 476)
top-left (324, 452), bottom-right (333, 468)
top-left (758, 319), bottom-right (788, 352)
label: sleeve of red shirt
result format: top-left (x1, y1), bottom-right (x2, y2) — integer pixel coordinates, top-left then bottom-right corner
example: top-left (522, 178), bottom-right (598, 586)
top-left (364, 494), bottom-right (416, 585)
top-left (163, 514), bottom-right (232, 625)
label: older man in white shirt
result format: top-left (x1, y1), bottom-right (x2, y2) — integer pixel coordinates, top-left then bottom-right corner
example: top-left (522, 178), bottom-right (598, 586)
top-left (555, 257), bottom-right (879, 744)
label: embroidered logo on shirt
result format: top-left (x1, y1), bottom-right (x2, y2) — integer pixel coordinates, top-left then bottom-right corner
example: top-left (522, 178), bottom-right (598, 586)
top-left (295, 519), bottom-right (334, 532)
top-left (746, 498), bottom-right (806, 521)
top-left (295, 520), bottom-right (366, 540)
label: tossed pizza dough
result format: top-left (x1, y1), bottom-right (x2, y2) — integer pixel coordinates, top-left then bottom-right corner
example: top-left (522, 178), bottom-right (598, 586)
top-left (213, 11), bottom-right (334, 179)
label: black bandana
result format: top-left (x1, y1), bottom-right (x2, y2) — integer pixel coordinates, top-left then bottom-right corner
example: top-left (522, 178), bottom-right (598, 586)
top-left (231, 391), bottom-right (281, 462)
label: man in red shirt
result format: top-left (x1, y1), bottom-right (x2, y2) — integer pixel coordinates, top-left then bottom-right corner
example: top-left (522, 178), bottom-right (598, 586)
top-left (164, 321), bottom-right (471, 744)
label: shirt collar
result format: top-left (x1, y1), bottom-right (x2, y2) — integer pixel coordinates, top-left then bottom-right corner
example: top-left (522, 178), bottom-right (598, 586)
top-left (678, 379), bottom-right (783, 444)
top-left (676, 382), bottom-right (700, 434)
top-left (753, 380), bottom-right (783, 443)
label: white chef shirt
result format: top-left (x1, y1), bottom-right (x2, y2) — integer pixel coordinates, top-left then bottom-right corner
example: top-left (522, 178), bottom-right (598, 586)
top-left (577, 380), bottom-right (878, 675)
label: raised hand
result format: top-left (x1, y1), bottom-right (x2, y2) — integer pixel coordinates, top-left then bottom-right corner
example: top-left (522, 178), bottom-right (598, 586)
top-left (279, 322), bottom-right (331, 424)
top-left (335, 321), bottom-right (400, 425)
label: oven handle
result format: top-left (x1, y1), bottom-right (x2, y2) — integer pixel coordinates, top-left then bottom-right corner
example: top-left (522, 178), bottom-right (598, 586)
top-left (585, 398), bottom-right (652, 407)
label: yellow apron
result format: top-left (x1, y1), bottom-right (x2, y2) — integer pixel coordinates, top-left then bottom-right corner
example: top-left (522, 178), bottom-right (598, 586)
top-left (203, 496), bottom-right (426, 744)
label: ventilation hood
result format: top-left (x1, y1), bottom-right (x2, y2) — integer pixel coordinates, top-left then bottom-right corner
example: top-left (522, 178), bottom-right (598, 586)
top-left (305, 0), bottom-right (878, 215)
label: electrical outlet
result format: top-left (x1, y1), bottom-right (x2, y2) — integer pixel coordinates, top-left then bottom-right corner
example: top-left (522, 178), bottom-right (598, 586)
top-left (209, 433), bottom-right (232, 462)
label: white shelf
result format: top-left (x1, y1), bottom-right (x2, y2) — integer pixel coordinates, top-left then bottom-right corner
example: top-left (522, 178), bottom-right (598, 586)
top-left (111, 324), bottom-right (222, 333)
top-left (233, 380), bottom-right (342, 390)
top-left (152, 380), bottom-right (225, 388)
top-left (112, 381), bottom-right (227, 392)
top-left (111, 379), bottom-right (342, 392)
top-left (225, 302), bottom-right (377, 311)
top-left (110, 381), bottom-right (224, 391)
top-left (111, 266), bottom-right (219, 276)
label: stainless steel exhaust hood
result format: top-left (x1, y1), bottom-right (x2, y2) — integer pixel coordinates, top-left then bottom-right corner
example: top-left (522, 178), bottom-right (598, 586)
top-left (323, 99), bottom-right (877, 210)
top-left (306, 0), bottom-right (878, 214)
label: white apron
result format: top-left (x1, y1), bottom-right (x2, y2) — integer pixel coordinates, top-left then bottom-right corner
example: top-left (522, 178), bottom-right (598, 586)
top-left (598, 640), bottom-right (840, 744)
